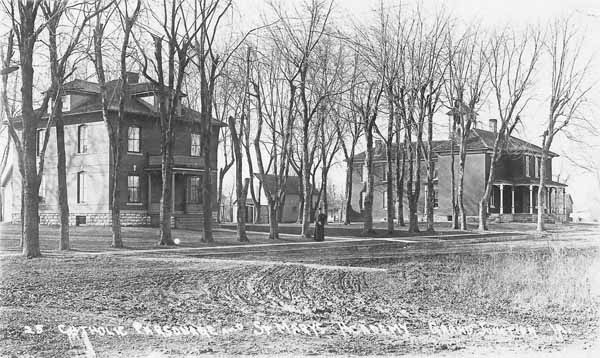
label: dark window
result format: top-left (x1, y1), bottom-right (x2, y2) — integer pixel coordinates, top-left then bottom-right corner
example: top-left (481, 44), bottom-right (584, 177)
top-left (191, 133), bottom-right (201, 156)
top-left (433, 190), bottom-right (439, 208)
top-left (128, 175), bottom-right (140, 203)
top-left (37, 129), bottom-right (45, 156)
top-left (128, 126), bottom-right (140, 153)
top-left (77, 171), bottom-right (86, 203)
top-left (75, 215), bottom-right (86, 226)
top-left (189, 176), bottom-right (201, 203)
top-left (78, 125), bottom-right (88, 153)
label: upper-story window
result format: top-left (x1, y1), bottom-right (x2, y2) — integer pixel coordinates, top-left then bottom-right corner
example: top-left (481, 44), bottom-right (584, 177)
top-left (128, 126), bottom-right (140, 153)
top-left (383, 191), bottom-right (387, 208)
top-left (382, 169), bottom-right (388, 182)
top-left (77, 125), bottom-right (88, 153)
top-left (37, 129), bottom-right (45, 156)
top-left (534, 156), bottom-right (540, 178)
top-left (433, 190), bottom-right (439, 208)
top-left (191, 133), bottom-right (201, 156)
top-left (524, 155), bottom-right (530, 177)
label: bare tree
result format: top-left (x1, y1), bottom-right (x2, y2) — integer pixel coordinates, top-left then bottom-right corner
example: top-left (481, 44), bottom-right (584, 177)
top-left (192, 0), bottom-right (259, 242)
top-left (92, 0), bottom-right (141, 248)
top-left (42, 0), bottom-right (101, 250)
top-left (479, 27), bottom-right (541, 230)
top-left (537, 18), bottom-right (593, 231)
top-left (445, 26), bottom-right (489, 230)
top-left (268, 0), bottom-right (334, 239)
top-left (2, 0), bottom-right (68, 257)
top-left (334, 54), bottom-right (363, 225)
top-left (351, 66), bottom-right (383, 235)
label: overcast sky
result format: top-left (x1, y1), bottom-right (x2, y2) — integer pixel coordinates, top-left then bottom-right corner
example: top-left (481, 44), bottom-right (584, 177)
top-left (228, 0), bottom-right (600, 218)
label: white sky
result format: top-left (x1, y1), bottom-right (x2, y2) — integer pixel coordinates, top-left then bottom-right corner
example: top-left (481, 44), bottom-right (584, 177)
top-left (227, 0), bottom-right (600, 218)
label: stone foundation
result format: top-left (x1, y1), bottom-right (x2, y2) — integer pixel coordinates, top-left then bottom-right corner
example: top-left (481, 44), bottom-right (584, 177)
top-left (12, 211), bottom-right (151, 226)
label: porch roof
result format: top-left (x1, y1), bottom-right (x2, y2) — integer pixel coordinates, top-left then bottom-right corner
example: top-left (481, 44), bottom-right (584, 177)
top-left (144, 167), bottom-right (210, 174)
top-left (493, 178), bottom-right (567, 188)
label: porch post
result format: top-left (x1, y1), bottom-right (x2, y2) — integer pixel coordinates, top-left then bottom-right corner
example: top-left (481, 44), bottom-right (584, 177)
top-left (499, 184), bottom-right (504, 214)
top-left (147, 173), bottom-right (151, 211)
top-left (529, 185), bottom-right (533, 214)
top-left (171, 173), bottom-right (175, 211)
top-left (511, 186), bottom-right (515, 214)
top-left (563, 188), bottom-right (567, 217)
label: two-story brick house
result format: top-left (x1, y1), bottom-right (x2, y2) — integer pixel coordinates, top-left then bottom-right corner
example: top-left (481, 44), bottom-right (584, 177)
top-left (2, 73), bottom-right (224, 229)
top-left (350, 119), bottom-right (570, 223)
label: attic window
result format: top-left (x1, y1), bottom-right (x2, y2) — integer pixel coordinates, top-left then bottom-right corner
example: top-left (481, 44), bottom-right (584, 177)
top-left (62, 95), bottom-right (71, 112)
top-left (47, 95), bottom-right (71, 114)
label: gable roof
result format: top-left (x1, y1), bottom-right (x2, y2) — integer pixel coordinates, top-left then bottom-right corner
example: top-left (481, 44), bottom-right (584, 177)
top-left (254, 174), bottom-right (318, 196)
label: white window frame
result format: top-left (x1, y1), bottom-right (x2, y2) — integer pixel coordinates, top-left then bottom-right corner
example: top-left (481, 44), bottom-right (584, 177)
top-left (127, 126), bottom-right (141, 153)
top-left (77, 171), bottom-right (86, 203)
top-left (383, 191), bottom-right (387, 209)
top-left (191, 133), bottom-right (201, 157)
top-left (534, 156), bottom-right (540, 178)
top-left (127, 175), bottom-right (141, 203)
top-left (77, 124), bottom-right (88, 153)
top-left (524, 155), bottom-right (530, 177)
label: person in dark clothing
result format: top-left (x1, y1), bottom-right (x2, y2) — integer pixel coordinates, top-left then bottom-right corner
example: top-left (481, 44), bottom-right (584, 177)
top-left (314, 207), bottom-right (326, 242)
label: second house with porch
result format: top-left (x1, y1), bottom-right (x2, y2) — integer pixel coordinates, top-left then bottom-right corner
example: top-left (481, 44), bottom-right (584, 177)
top-left (3, 73), bottom-right (224, 229)
top-left (350, 119), bottom-right (570, 223)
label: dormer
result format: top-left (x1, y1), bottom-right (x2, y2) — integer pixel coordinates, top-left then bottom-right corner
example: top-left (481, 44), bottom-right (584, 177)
top-left (47, 94), bottom-right (71, 114)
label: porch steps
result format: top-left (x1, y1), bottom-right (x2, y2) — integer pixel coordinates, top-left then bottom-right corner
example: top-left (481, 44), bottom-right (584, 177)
top-left (509, 213), bottom-right (556, 224)
top-left (173, 212), bottom-right (217, 231)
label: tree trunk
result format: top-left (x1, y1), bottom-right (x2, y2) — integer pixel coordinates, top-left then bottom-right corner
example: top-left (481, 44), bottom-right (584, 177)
top-left (228, 116), bottom-right (248, 242)
top-left (395, 134), bottom-right (405, 227)
top-left (405, 126), bottom-right (419, 233)
top-left (343, 158), bottom-right (353, 225)
top-left (301, 156), bottom-right (312, 238)
top-left (268, 200), bottom-right (279, 240)
top-left (217, 168), bottom-right (224, 223)
top-left (363, 129), bottom-right (375, 235)
top-left (478, 152), bottom-right (498, 231)
top-left (19, 7), bottom-right (42, 258)
top-left (426, 115), bottom-right (434, 233)
top-left (159, 148), bottom-right (174, 245)
top-left (110, 138), bottom-right (123, 247)
top-left (236, 178), bottom-right (249, 242)
top-left (537, 136), bottom-right (550, 232)
top-left (450, 133), bottom-right (459, 230)
top-left (55, 114), bottom-right (70, 250)
top-left (458, 146), bottom-right (468, 230)
top-left (386, 95), bottom-right (394, 233)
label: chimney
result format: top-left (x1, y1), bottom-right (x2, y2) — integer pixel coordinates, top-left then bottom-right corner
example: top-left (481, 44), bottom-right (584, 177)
top-left (125, 71), bottom-right (139, 84)
top-left (489, 118), bottom-right (497, 133)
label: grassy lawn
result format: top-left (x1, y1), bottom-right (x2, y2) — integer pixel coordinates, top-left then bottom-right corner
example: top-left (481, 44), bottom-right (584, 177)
top-left (0, 224), bottom-right (313, 253)
top-left (1, 228), bottom-right (599, 357)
